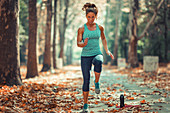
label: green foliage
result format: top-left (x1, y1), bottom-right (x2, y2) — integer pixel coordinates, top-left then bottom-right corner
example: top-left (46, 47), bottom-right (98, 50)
top-left (19, 0), bottom-right (29, 63)
top-left (37, 0), bottom-right (42, 4)
top-left (19, 21), bottom-right (25, 35)
top-left (119, 12), bottom-right (129, 58)
top-left (137, 0), bottom-right (170, 62)
top-left (19, 21), bottom-right (28, 46)
top-left (19, 0), bottom-right (29, 36)
top-left (106, 0), bottom-right (170, 62)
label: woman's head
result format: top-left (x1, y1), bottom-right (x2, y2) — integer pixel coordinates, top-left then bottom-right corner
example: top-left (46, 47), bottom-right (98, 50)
top-left (82, 3), bottom-right (98, 16)
top-left (82, 3), bottom-right (98, 24)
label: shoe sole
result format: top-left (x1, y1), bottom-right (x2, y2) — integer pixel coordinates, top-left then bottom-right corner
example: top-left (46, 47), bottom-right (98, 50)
top-left (81, 109), bottom-right (89, 113)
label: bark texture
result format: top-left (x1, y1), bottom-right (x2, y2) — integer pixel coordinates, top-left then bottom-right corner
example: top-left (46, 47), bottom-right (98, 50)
top-left (26, 0), bottom-right (38, 78)
top-left (41, 0), bottom-right (52, 72)
top-left (0, 0), bottom-right (22, 86)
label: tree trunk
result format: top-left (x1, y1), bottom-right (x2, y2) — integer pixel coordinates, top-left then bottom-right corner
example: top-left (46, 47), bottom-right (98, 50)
top-left (128, 35), bottom-right (138, 67)
top-left (59, 0), bottom-right (69, 60)
top-left (111, 0), bottom-right (122, 65)
top-left (124, 43), bottom-right (128, 62)
top-left (26, 0), bottom-right (38, 78)
top-left (128, 0), bottom-right (139, 67)
top-left (164, 0), bottom-right (168, 62)
top-left (59, 28), bottom-right (64, 58)
top-left (0, 0), bottom-right (22, 86)
top-left (112, 18), bottom-right (119, 65)
top-left (53, 0), bottom-right (57, 69)
top-left (70, 40), bottom-right (73, 65)
top-left (66, 39), bottom-right (73, 65)
top-left (103, 0), bottom-right (110, 64)
top-left (41, 0), bottom-right (52, 72)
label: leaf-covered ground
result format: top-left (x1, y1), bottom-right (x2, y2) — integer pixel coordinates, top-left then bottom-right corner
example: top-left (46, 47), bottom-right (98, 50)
top-left (0, 64), bottom-right (169, 113)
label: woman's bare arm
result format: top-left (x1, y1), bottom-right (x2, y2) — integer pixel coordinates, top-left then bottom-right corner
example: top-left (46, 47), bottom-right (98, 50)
top-left (77, 27), bottom-right (88, 48)
top-left (99, 25), bottom-right (114, 59)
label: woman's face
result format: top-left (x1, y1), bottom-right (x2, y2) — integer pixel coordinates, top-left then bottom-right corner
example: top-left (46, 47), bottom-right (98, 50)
top-left (86, 12), bottom-right (96, 25)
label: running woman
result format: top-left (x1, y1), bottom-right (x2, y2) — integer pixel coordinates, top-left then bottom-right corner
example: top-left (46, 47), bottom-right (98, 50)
top-left (77, 3), bottom-right (114, 112)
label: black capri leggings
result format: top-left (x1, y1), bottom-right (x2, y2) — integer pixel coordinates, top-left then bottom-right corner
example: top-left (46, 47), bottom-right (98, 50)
top-left (81, 54), bottom-right (103, 92)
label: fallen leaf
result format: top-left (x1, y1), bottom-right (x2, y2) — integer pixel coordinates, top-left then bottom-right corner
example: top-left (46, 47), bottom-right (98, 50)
top-left (127, 97), bottom-right (134, 100)
top-left (108, 103), bottom-right (114, 107)
top-left (119, 89), bottom-right (123, 92)
top-left (133, 92), bottom-right (137, 95)
top-left (140, 99), bottom-right (146, 104)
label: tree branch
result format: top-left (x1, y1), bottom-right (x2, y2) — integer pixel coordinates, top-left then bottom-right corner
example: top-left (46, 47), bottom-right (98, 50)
top-left (137, 0), bottom-right (164, 40)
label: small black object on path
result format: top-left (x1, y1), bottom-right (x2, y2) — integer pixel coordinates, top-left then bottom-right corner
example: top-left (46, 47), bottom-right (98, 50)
top-left (117, 94), bottom-right (141, 108)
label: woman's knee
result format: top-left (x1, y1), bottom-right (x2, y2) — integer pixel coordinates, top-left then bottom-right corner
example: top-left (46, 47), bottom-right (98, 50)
top-left (92, 55), bottom-right (103, 66)
top-left (94, 60), bottom-right (103, 66)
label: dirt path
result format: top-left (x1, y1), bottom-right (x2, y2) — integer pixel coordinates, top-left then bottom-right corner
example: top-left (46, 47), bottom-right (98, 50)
top-left (0, 65), bottom-right (169, 113)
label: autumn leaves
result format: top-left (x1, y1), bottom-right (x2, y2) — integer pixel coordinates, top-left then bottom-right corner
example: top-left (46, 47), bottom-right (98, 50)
top-left (0, 65), bottom-right (169, 112)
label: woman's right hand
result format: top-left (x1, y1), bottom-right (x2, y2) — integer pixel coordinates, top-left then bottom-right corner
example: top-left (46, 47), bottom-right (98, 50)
top-left (84, 38), bottom-right (89, 46)
top-left (106, 50), bottom-right (114, 60)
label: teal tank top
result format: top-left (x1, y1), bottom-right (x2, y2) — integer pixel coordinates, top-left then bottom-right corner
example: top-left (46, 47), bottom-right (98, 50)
top-left (81, 23), bottom-right (102, 56)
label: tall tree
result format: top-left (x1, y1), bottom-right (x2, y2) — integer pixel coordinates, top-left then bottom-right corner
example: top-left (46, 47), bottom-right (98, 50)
top-left (128, 0), bottom-right (139, 67)
top-left (66, 39), bottom-right (74, 65)
top-left (164, 0), bottom-right (168, 61)
top-left (59, 0), bottom-right (69, 60)
top-left (41, 0), bottom-right (52, 72)
top-left (26, 0), bottom-right (38, 78)
top-left (53, 0), bottom-right (58, 69)
top-left (37, 1), bottom-right (47, 64)
top-left (128, 0), bottom-right (164, 67)
top-left (111, 0), bottom-right (122, 65)
top-left (0, 0), bottom-right (22, 86)
top-left (103, 0), bottom-right (110, 64)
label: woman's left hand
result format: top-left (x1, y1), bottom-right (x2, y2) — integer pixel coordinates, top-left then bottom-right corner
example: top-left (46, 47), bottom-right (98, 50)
top-left (106, 51), bottom-right (114, 60)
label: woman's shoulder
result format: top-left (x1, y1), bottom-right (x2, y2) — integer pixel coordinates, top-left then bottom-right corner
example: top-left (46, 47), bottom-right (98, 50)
top-left (78, 25), bottom-right (85, 32)
top-left (97, 24), bottom-right (104, 31)
top-left (79, 25), bottom-right (85, 30)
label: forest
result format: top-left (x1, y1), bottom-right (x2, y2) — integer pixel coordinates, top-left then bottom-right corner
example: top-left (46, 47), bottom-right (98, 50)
top-left (0, 0), bottom-right (170, 112)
